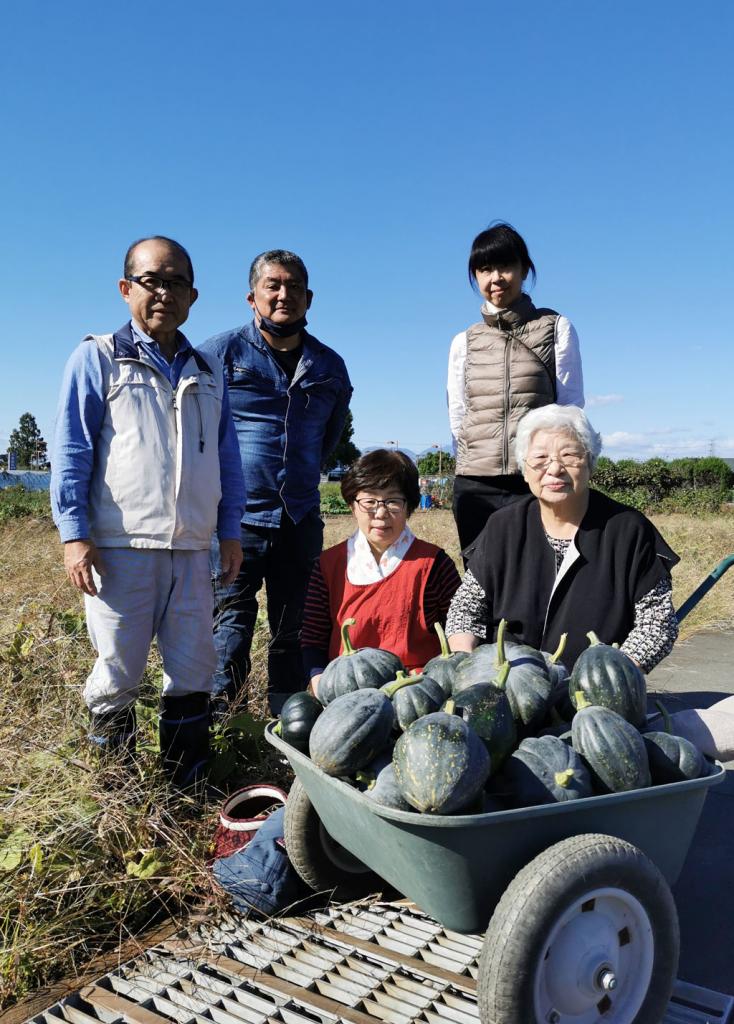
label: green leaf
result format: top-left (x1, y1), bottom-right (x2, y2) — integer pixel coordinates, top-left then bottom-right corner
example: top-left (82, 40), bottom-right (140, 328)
top-left (223, 712), bottom-right (267, 738)
top-left (28, 843), bottom-right (43, 873)
top-left (208, 747), bottom-right (237, 785)
top-left (0, 828), bottom-right (32, 872)
top-left (126, 850), bottom-right (166, 879)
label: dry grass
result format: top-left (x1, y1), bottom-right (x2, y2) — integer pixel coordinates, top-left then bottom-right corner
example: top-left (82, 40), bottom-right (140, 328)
top-left (0, 508), bottom-right (732, 1006)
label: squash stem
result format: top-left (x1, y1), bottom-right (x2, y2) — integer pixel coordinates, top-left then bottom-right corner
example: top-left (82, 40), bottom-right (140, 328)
top-left (272, 721), bottom-right (282, 736)
top-left (550, 633), bottom-right (568, 665)
top-left (574, 690), bottom-right (592, 711)
top-left (493, 661), bottom-right (510, 691)
top-left (494, 618), bottom-right (507, 670)
top-left (444, 698), bottom-right (456, 715)
top-left (340, 617), bottom-right (357, 656)
top-left (434, 621), bottom-right (451, 658)
top-left (383, 670), bottom-right (423, 698)
top-left (586, 630), bottom-right (602, 647)
top-left (554, 768), bottom-right (575, 788)
top-left (654, 699), bottom-right (673, 734)
top-left (354, 770), bottom-right (376, 789)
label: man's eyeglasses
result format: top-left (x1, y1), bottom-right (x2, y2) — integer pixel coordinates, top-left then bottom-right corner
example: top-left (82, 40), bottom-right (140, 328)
top-left (354, 497), bottom-right (407, 514)
top-left (525, 453), bottom-right (588, 471)
top-left (126, 274), bottom-right (192, 297)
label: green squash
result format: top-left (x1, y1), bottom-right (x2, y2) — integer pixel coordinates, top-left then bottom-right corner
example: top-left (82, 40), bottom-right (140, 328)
top-left (355, 750), bottom-right (413, 811)
top-left (490, 735), bottom-right (592, 808)
top-left (570, 631), bottom-right (647, 727)
top-left (571, 692), bottom-right (651, 793)
top-left (278, 691), bottom-right (323, 753)
top-left (392, 711), bottom-right (491, 814)
top-left (309, 689), bottom-right (395, 776)
top-left (386, 670), bottom-right (447, 731)
top-left (318, 618), bottom-right (404, 706)
top-left (444, 663), bottom-right (516, 772)
top-left (643, 704), bottom-right (706, 783)
top-left (420, 622), bottom-right (468, 699)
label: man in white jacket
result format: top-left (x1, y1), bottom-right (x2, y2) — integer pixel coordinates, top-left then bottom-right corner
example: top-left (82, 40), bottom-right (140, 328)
top-left (52, 236), bottom-right (245, 786)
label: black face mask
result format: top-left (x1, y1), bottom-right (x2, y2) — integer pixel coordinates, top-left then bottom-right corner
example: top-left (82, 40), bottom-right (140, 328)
top-left (256, 311), bottom-right (308, 339)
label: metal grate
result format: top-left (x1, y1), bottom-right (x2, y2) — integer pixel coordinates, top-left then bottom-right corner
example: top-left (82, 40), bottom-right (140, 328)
top-left (28, 902), bottom-right (734, 1024)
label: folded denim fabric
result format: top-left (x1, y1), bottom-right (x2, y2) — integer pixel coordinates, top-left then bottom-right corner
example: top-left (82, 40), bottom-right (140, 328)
top-left (212, 806), bottom-right (307, 916)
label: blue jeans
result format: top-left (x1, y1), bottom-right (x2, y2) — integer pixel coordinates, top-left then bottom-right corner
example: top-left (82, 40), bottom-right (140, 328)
top-left (211, 510), bottom-right (324, 714)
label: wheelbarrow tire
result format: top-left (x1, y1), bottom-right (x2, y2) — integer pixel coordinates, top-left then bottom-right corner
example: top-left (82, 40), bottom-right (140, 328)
top-left (477, 833), bottom-right (679, 1024)
top-left (284, 778), bottom-right (388, 900)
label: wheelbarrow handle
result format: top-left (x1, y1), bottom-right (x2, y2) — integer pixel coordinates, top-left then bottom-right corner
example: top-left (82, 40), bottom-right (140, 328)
top-left (676, 554), bottom-right (734, 624)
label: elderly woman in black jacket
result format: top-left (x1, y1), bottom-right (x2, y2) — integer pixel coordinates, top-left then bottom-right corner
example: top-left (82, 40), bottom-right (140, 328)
top-left (446, 404), bottom-right (679, 672)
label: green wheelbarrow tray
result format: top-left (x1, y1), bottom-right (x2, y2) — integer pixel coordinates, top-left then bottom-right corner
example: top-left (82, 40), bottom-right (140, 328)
top-left (266, 722), bottom-right (724, 934)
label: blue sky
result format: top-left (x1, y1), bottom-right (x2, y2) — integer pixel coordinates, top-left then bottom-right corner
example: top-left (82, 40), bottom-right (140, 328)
top-left (1, 1), bottom-right (732, 461)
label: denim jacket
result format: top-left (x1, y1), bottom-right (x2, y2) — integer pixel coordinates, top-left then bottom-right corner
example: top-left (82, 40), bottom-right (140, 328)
top-left (200, 321), bottom-right (352, 527)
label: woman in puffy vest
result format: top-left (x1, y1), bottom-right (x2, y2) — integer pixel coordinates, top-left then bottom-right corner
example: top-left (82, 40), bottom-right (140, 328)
top-left (447, 222), bottom-right (585, 558)
top-left (301, 449), bottom-right (461, 696)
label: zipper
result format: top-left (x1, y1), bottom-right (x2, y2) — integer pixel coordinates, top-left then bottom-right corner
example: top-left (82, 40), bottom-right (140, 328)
top-left (500, 316), bottom-right (510, 473)
top-left (195, 394), bottom-right (204, 452)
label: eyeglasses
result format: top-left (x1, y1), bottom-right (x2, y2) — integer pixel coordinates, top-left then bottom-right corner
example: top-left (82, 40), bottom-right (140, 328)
top-left (126, 274), bottom-right (192, 296)
top-left (354, 497), bottom-right (407, 514)
top-left (525, 453), bottom-right (588, 471)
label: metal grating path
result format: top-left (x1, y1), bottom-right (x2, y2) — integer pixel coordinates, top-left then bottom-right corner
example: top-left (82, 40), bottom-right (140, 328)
top-left (28, 901), bottom-right (734, 1024)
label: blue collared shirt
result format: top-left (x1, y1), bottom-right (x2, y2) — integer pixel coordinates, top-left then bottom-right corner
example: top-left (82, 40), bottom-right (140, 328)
top-left (200, 321), bottom-right (352, 527)
top-left (52, 320), bottom-right (245, 543)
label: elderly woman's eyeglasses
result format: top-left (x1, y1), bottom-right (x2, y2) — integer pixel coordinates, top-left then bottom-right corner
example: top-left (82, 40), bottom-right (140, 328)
top-left (126, 274), bottom-right (192, 297)
top-left (354, 497), bottom-right (407, 514)
top-left (525, 453), bottom-right (588, 471)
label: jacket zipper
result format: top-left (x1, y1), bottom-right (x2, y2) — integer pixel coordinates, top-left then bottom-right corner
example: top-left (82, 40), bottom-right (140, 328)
top-left (501, 316), bottom-right (510, 473)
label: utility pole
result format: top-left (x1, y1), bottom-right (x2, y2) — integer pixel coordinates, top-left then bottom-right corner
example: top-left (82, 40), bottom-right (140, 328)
top-left (432, 443), bottom-right (443, 479)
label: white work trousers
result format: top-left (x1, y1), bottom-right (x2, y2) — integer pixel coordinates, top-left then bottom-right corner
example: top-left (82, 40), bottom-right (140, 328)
top-left (83, 548), bottom-right (216, 715)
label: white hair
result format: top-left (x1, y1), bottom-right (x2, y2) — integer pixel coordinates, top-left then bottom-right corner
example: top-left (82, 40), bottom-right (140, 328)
top-left (514, 404), bottom-right (603, 475)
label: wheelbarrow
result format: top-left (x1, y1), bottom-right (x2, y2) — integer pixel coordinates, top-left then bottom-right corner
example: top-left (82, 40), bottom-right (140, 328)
top-left (265, 557), bottom-right (733, 1022)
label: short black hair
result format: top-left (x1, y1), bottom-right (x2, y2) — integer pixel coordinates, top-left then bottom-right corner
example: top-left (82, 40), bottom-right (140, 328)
top-left (341, 449), bottom-right (420, 515)
top-left (249, 249), bottom-right (309, 291)
top-left (124, 236), bottom-right (195, 285)
top-left (468, 222), bottom-right (536, 290)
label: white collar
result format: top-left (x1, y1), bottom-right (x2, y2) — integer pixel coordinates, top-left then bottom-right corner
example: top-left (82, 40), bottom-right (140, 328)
top-left (346, 525), bottom-right (416, 584)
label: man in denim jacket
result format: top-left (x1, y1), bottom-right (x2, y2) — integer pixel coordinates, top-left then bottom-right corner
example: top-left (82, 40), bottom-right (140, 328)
top-left (201, 250), bottom-right (352, 715)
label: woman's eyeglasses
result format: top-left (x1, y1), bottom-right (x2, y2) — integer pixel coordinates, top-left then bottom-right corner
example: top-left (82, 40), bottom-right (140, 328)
top-left (354, 497), bottom-right (407, 514)
top-left (525, 453), bottom-right (587, 471)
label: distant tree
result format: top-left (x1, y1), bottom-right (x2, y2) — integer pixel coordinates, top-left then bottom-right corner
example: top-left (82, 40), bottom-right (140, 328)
top-left (416, 451), bottom-right (455, 476)
top-left (8, 413), bottom-right (47, 469)
top-left (324, 409), bottom-right (361, 471)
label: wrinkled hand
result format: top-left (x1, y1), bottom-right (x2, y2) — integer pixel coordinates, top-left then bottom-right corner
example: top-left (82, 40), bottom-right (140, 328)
top-left (218, 538), bottom-right (243, 586)
top-left (64, 539), bottom-right (105, 596)
top-left (309, 674), bottom-right (323, 700)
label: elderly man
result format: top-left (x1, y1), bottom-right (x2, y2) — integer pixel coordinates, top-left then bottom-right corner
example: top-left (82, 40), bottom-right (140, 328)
top-left (51, 236), bottom-right (245, 786)
top-left (202, 249), bottom-right (352, 715)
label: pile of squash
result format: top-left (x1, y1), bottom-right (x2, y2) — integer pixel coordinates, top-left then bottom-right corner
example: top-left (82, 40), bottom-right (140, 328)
top-left (276, 617), bottom-right (714, 816)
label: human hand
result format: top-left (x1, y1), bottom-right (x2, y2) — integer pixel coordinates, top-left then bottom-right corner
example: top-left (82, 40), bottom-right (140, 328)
top-left (309, 674), bottom-right (323, 700)
top-left (64, 539), bottom-right (105, 596)
top-left (218, 538), bottom-right (243, 586)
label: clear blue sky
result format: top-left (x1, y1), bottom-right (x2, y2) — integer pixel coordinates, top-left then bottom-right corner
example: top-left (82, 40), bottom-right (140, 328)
top-left (1, 1), bottom-right (732, 461)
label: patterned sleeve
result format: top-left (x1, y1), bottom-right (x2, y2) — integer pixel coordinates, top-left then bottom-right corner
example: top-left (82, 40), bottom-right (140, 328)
top-left (423, 551), bottom-right (462, 627)
top-left (301, 561), bottom-right (331, 678)
top-left (445, 568), bottom-right (488, 640)
top-left (620, 577), bottom-right (678, 674)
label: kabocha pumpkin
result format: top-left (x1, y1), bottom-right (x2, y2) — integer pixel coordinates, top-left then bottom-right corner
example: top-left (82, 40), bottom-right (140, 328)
top-left (454, 622), bottom-right (546, 695)
top-left (493, 619), bottom-right (552, 732)
top-left (570, 631), bottom-right (647, 727)
top-left (309, 689), bottom-right (394, 776)
top-left (643, 705), bottom-right (707, 783)
top-left (421, 622), bottom-right (468, 699)
top-left (446, 664), bottom-right (516, 772)
top-left (392, 711), bottom-right (491, 814)
top-left (571, 692), bottom-right (651, 793)
top-left (355, 750), bottom-right (413, 810)
top-left (279, 691), bottom-right (323, 753)
top-left (387, 670), bottom-right (447, 731)
top-left (318, 618), bottom-right (404, 706)
top-left (490, 735), bottom-right (592, 807)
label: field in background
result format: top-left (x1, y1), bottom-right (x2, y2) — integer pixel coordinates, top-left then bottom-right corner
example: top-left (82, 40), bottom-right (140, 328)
top-left (0, 509), bottom-right (732, 1006)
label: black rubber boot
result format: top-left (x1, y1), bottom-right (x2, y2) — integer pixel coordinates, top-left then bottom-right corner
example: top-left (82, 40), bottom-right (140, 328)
top-left (89, 704), bottom-right (137, 767)
top-left (158, 692), bottom-right (210, 789)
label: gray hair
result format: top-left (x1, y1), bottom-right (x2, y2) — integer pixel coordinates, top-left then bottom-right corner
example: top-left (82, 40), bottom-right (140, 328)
top-left (248, 249), bottom-right (309, 290)
top-left (514, 404), bottom-right (603, 475)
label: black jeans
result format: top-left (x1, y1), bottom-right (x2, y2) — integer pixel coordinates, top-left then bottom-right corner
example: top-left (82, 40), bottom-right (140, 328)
top-left (453, 474), bottom-right (530, 563)
top-left (211, 510), bottom-right (324, 714)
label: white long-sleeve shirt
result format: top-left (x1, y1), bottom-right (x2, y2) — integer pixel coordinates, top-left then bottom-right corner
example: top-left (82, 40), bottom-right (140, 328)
top-left (447, 300), bottom-right (585, 454)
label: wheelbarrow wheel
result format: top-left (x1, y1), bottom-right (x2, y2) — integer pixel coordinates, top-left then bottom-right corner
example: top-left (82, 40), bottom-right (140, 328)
top-left (477, 833), bottom-right (679, 1024)
top-left (284, 778), bottom-right (388, 899)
